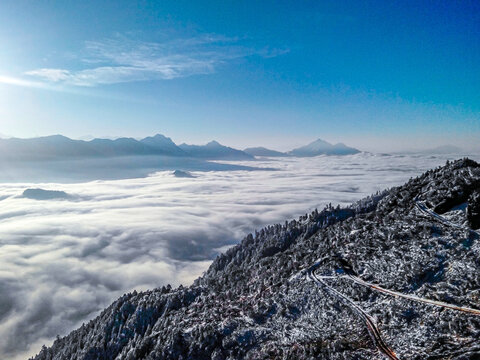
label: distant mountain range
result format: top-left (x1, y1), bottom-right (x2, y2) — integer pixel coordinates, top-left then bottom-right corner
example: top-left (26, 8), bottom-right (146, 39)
top-left (179, 140), bottom-right (253, 160)
top-left (244, 140), bottom-right (361, 157)
top-left (0, 134), bottom-right (361, 161)
top-left (289, 138), bottom-right (360, 156)
top-left (243, 147), bottom-right (287, 157)
top-left (0, 134), bottom-right (184, 160)
top-left (421, 145), bottom-right (464, 154)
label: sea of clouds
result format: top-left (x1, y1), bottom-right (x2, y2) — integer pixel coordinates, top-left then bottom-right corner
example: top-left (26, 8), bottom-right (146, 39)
top-left (0, 152), bottom-right (478, 359)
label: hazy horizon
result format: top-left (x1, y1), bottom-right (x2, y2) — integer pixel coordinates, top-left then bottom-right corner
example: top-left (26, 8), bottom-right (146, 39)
top-left (0, 132), bottom-right (478, 154)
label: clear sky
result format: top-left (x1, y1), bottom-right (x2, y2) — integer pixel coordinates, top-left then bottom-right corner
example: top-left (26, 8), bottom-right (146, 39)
top-left (0, 0), bottom-right (479, 151)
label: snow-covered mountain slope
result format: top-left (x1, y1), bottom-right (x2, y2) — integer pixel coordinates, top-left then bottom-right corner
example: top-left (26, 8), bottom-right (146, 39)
top-left (32, 159), bottom-right (480, 360)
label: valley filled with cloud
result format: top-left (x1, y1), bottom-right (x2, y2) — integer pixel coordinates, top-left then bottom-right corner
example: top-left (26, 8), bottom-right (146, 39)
top-left (0, 153), bottom-right (478, 359)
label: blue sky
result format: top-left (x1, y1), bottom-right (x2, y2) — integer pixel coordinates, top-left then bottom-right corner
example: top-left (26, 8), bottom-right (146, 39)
top-left (0, 0), bottom-right (478, 151)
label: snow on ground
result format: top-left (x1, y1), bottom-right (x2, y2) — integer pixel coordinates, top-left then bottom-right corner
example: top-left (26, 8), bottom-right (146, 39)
top-left (0, 152), bottom-right (478, 359)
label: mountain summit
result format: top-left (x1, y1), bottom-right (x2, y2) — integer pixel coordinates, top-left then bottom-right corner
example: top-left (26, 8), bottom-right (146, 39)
top-left (32, 159), bottom-right (480, 360)
top-left (140, 134), bottom-right (185, 156)
top-left (289, 138), bottom-right (360, 156)
top-left (0, 134), bottom-right (252, 161)
top-left (243, 147), bottom-right (287, 157)
top-left (179, 141), bottom-right (253, 160)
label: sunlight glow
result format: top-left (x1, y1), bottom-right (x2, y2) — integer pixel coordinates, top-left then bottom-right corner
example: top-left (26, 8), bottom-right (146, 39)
top-left (0, 75), bottom-right (48, 89)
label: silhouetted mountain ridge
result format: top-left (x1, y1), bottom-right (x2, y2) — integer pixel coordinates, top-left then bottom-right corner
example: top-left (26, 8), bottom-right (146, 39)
top-left (289, 138), bottom-right (360, 156)
top-left (0, 135), bottom-right (252, 161)
top-left (179, 141), bottom-right (254, 160)
top-left (243, 147), bottom-right (287, 157)
top-left (0, 135), bottom-right (362, 161)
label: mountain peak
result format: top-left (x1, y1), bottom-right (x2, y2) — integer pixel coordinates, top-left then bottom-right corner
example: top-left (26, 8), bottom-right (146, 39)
top-left (138, 134), bottom-right (185, 155)
top-left (152, 133), bottom-right (172, 140)
top-left (178, 141), bottom-right (253, 160)
top-left (311, 138), bottom-right (331, 145)
top-left (39, 134), bottom-right (73, 141)
top-left (206, 140), bottom-right (222, 147)
top-left (289, 138), bottom-right (360, 157)
top-left (243, 147), bottom-right (287, 157)
top-left (141, 133), bottom-right (175, 144)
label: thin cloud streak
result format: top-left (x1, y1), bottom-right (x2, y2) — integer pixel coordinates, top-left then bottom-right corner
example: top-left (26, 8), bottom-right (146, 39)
top-left (24, 35), bottom-right (286, 86)
top-left (0, 75), bottom-right (51, 90)
top-left (0, 74), bottom-right (168, 104)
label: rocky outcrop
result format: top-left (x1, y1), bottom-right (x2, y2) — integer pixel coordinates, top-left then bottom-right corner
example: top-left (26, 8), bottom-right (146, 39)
top-left (467, 190), bottom-right (480, 229)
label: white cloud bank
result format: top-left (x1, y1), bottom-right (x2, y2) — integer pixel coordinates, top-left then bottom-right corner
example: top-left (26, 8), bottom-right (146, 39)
top-left (0, 153), bottom-right (478, 359)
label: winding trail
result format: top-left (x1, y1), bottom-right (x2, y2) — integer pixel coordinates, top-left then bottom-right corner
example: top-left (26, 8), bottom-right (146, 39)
top-left (304, 197), bottom-right (480, 358)
top-left (345, 274), bottom-right (480, 316)
top-left (415, 200), bottom-right (480, 236)
top-left (307, 265), bottom-right (399, 360)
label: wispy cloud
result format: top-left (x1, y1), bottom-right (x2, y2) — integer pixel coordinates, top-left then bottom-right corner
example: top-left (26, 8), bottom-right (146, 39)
top-left (23, 69), bottom-right (71, 82)
top-left (24, 34), bottom-right (285, 86)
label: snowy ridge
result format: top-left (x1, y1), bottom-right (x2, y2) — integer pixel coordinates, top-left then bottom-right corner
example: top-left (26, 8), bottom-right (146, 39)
top-left (32, 158), bottom-right (480, 360)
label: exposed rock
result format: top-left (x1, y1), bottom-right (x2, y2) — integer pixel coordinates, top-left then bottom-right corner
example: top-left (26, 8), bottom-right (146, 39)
top-left (467, 190), bottom-right (480, 229)
top-left (172, 170), bottom-right (195, 178)
top-left (23, 188), bottom-right (71, 200)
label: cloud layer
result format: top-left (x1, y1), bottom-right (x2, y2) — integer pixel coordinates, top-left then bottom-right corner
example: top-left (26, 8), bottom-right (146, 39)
top-left (24, 35), bottom-right (283, 86)
top-left (0, 153), bottom-right (477, 359)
